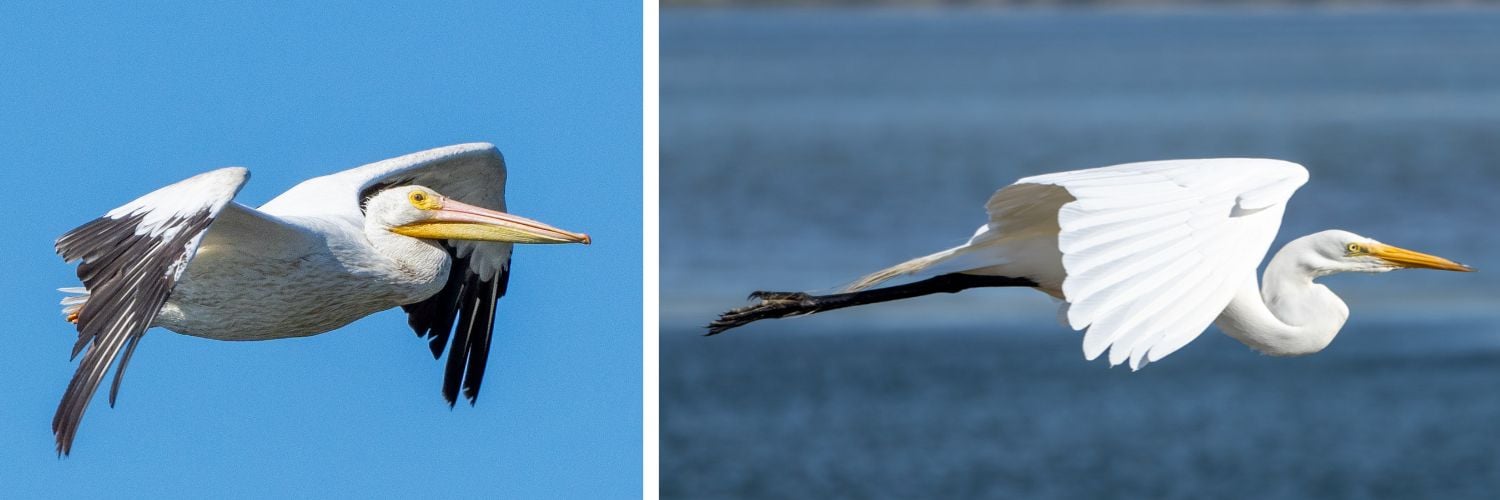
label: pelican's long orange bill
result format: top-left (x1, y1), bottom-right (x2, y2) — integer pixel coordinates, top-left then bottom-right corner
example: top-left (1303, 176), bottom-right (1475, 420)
top-left (1370, 243), bottom-right (1472, 272)
top-left (393, 198), bottom-right (590, 245)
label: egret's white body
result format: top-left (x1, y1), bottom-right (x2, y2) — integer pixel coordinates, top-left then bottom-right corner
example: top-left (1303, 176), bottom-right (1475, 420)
top-left (714, 159), bottom-right (1470, 370)
top-left (52, 143), bottom-right (589, 455)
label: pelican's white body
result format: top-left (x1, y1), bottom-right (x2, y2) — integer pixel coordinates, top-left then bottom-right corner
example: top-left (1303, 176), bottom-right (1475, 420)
top-left (48, 142), bottom-right (576, 455)
top-left (65, 143), bottom-right (510, 341)
top-left (155, 211), bottom-right (450, 340)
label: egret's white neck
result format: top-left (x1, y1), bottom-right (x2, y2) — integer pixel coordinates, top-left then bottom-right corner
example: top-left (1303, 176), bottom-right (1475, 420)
top-left (1215, 235), bottom-right (1349, 356)
top-left (363, 221), bottom-right (451, 301)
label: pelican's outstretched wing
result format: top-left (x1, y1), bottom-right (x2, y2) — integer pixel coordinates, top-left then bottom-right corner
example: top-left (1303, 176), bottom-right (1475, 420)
top-left (53, 167), bottom-right (250, 455)
top-left (261, 143), bottom-right (511, 405)
top-left (1003, 159), bottom-right (1308, 369)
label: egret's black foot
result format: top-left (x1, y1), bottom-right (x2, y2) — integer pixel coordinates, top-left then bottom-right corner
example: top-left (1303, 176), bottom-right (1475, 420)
top-left (704, 273), bottom-right (1037, 336)
top-left (706, 291), bottom-right (821, 335)
top-left (747, 291), bottom-right (811, 302)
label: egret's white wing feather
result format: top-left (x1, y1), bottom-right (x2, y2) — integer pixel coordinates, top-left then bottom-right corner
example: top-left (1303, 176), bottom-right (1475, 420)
top-left (1006, 159), bottom-right (1308, 369)
top-left (789, 157), bottom-right (1305, 370)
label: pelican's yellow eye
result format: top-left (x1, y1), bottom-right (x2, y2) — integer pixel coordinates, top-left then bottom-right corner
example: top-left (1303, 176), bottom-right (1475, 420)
top-left (408, 191), bottom-right (436, 209)
top-left (1346, 243), bottom-right (1363, 255)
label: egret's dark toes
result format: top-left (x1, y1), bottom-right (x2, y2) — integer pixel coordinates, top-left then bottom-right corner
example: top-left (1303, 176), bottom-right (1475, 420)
top-left (747, 291), bottom-right (808, 302)
top-left (706, 292), bottom-right (820, 336)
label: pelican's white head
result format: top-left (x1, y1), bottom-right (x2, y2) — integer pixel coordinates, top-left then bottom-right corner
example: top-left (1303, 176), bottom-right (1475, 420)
top-left (365, 185), bottom-right (590, 245)
top-left (1295, 229), bottom-right (1471, 276)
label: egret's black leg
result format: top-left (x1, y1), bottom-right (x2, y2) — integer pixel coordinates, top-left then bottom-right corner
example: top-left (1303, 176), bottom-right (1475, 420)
top-left (706, 273), bottom-right (1037, 335)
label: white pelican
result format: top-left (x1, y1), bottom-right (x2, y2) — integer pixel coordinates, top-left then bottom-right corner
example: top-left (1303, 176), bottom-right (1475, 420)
top-left (711, 159), bottom-right (1472, 368)
top-left (53, 143), bottom-right (589, 455)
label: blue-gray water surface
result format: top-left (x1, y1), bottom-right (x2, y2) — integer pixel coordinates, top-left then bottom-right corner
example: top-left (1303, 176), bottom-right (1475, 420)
top-left (662, 9), bottom-right (1500, 499)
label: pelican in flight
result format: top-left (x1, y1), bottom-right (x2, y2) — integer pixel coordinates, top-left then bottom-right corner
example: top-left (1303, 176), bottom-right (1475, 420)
top-left (53, 143), bottom-right (589, 455)
top-left (711, 159), bottom-right (1472, 368)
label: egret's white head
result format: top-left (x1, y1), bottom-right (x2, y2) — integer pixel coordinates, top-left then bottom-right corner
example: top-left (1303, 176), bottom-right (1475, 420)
top-left (366, 185), bottom-right (590, 245)
top-left (1300, 229), bottom-right (1470, 275)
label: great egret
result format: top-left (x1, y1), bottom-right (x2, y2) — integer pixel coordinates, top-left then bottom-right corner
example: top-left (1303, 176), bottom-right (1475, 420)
top-left (710, 159), bottom-right (1471, 369)
top-left (53, 143), bottom-right (590, 455)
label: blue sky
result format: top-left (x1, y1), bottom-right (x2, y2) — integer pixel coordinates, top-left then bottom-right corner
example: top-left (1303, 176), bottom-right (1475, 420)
top-left (0, 2), bottom-right (641, 497)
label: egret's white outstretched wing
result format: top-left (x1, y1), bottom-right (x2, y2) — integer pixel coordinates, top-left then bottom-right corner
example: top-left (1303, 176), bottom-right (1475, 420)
top-left (53, 167), bottom-right (250, 455)
top-left (994, 159), bottom-right (1308, 369)
top-left (260, 143), bottom-right (512, 405)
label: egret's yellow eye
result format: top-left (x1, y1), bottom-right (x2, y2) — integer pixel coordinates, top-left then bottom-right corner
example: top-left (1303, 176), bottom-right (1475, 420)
top-left (1346, 243), bottom-right (1364, 255)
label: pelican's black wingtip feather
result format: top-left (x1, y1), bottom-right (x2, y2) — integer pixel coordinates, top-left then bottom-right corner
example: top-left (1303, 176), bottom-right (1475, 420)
top-left (460, 273), bottom-right (504, 405)
top-left (52, 202), bottom-right (224, 457)
top-left (405, 248), bottom-right (507, 410)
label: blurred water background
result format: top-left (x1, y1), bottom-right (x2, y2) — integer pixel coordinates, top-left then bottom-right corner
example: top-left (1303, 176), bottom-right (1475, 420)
top-left (662, 8), bottom-right (1500, 499)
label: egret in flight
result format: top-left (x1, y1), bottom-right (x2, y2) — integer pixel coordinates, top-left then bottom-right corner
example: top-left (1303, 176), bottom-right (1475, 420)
top-left (711, 159), bottom-right (1471, 369)
top-left (53, 143), bottom-right (590, 455)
